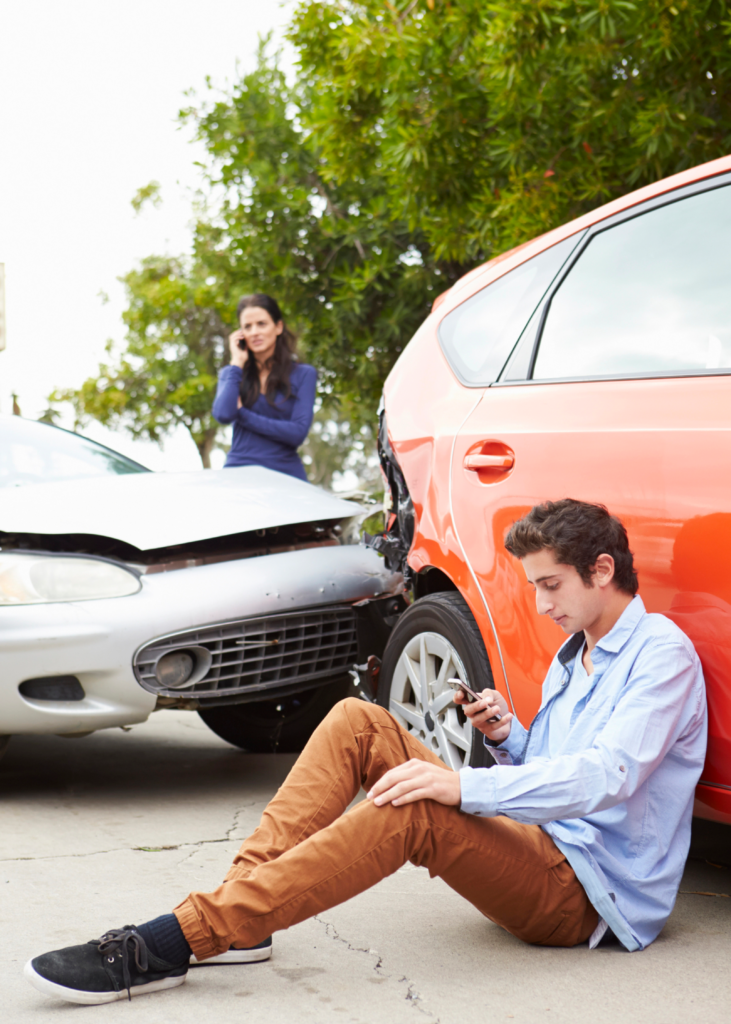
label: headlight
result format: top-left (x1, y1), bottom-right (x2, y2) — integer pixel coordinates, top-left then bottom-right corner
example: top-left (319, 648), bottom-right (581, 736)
top-left (0, 553), bottom-right (141, 605)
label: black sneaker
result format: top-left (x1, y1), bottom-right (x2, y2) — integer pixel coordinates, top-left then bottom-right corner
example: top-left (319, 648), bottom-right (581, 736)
top-left (190, 935), bottom-right (272, 965)
top-left (24, 925), bottom-right (188, 1004)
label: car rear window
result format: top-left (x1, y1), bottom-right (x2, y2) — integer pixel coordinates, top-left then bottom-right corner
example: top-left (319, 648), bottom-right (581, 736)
top-left (533, 184), bottom-right (731, 380)
top-left (437, 233), bottom-right (583, 386)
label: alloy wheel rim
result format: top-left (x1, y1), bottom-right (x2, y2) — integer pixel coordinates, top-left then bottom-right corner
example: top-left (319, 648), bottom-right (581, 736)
top-left (388, 631), bottom-right (474, 770)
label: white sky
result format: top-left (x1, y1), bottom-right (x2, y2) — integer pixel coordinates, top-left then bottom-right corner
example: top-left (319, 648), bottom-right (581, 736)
top-left (0, 0), bottom-right (291, 470)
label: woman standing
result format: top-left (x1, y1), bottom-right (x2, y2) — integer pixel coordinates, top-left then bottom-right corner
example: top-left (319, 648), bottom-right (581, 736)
top-left (213, 294), bottom-right (317, 481)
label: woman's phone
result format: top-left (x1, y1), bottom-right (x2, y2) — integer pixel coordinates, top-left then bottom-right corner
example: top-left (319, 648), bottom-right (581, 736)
top-left (447, 678), bottom-right (501, 723)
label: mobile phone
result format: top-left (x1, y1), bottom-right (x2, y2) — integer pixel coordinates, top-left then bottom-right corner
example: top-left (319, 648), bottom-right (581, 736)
top-left (447, 678), bottom-right (501, 723)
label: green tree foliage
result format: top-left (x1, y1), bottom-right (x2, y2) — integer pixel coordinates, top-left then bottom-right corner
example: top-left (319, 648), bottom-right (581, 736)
top-left (53, 48), bottom-right (451, 470)
top-left (183, 52), bottom-right (452, 429)
top-left (301, 409), bottom-right (382, 490)
top-left (131, 180), bottom-right (163, 215)
top-left (291, 0), bottom-right (731, 262)
top-left (55, 5), bottom-right (731, 470)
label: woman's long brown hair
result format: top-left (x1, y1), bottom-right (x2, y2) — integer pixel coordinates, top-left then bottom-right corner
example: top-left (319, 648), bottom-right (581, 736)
top-left (236, 293), bottom-right (298, 408)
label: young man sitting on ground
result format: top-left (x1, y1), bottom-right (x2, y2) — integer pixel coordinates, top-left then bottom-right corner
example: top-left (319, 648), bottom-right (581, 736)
top-left (25, 499), bottom-right (708, 1005)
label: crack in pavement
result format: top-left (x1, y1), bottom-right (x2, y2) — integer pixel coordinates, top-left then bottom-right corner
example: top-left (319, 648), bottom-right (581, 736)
top-left (226, 804), bottom-right (254, 841)
top-left (5, 807), bottom-right (441, 1018)
top-left (0, 804), bottom-right (258, 864)
top-left (0, 837), bottom-right (231, 864)
top-left (402, 978), bottom-right (437, 1018)
top-left (314, 914), bottom-right (440, 1022)
top-left (174, 804), bottom-right (254, 868)
top-left (314, 915), bottom-right (384, 971)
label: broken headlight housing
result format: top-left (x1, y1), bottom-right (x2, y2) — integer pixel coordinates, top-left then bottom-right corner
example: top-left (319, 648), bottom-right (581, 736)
top-left (365, 408), bottom-right (415, 581)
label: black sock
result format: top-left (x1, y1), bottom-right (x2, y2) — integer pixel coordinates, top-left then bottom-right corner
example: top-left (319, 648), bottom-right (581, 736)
top-left (136, 914), bottom-right (191, 965)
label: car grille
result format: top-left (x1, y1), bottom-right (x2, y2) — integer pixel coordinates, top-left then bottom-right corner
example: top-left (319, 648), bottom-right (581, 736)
top-left (133, 606), bottom-right (358, 701)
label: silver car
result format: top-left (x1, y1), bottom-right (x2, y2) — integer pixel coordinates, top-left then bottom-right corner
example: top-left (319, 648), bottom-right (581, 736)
top-left (0, 416), bottom-right (401, 758)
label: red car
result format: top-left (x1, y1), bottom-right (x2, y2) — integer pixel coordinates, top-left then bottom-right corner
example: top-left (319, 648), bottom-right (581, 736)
top-left (372, 155), bottom-right (731, 826)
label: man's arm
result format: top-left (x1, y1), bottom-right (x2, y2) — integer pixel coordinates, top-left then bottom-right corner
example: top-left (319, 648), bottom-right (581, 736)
top-left (454, 688), bottom-right (528, 764)
top-left (366, 687), bottom-right (526, 809)
top-left (459, 641), bottom-right (705, 822)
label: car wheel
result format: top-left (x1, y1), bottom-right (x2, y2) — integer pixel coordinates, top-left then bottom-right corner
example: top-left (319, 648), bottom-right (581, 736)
top-left (0, 736), bottom-right (10, 763)
top-left (197, 677), bottom-right (353, 753)
top-left (377, 592), bottom-right (495, 769)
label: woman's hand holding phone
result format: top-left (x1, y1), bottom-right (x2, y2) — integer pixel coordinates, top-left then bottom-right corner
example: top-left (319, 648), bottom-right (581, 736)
top-left (229, 329), bottom-right (249, 369)
top-left (451, 681), bottom-right (513, 744)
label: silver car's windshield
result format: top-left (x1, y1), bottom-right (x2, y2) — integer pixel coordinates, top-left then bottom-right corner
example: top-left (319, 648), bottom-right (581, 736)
top-left (0, 417), bottom-right (150, 488)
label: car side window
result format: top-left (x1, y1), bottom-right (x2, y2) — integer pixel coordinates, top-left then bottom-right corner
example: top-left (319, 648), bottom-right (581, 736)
top-left (532, 184), bottom-right (731, 380)
top-left (437, 233), bottom-right (582, 386)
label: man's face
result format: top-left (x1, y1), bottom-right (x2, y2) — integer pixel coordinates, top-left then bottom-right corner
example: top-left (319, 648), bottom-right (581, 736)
top-left (521, 548), bottom-right (606, 635)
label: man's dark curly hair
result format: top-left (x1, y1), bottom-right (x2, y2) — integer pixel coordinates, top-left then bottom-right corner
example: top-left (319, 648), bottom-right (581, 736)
top-left (504, 499), bottom-right (638, 595)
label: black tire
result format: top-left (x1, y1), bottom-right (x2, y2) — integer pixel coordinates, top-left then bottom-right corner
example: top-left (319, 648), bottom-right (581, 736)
top-left (377, 592), bottom-right (495, 769)
top-left (0, 736), bottom-right (10, 764)
top-left (197, 678), bottom-right (353, 753)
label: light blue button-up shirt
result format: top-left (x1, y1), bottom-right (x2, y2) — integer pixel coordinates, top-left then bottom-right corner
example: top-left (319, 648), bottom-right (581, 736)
top-left (459, 596), bottom-right (707, 950)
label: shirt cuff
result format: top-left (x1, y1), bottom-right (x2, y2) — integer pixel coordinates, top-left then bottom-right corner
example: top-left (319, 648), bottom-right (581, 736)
top-left (488, 743), bottom-right (515, 766)
top-left (220, 364), bottom-right (243, 379)
top-left (491, 719), bottom-right (528, 763)
top-left (459, 767), bottom-right (499, 817)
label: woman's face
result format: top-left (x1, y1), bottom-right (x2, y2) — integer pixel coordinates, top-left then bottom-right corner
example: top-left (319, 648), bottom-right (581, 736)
top-left (239, 306), bottom-right (283, 363)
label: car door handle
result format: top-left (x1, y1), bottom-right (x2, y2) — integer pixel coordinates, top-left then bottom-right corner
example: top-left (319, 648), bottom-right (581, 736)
top-left (463, 453), bottom-right (514, 470)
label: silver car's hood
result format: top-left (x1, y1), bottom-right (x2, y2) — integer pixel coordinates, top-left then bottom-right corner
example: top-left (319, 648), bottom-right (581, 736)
top-left (0, 465), bottom-right (364, 551)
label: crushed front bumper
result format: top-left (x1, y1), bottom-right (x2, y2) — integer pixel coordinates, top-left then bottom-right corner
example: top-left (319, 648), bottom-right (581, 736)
top-left (0, 544), bottom-right (401, 735)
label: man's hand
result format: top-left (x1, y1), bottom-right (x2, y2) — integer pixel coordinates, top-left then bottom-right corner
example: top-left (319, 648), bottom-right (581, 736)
top-left (367, 759), bottom-right (461, 808)
top-left (454, 688), bottom-right (513, 745)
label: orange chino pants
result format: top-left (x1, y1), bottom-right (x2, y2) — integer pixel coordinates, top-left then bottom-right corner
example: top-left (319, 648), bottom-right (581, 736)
top-left (174, 699), bottom-right (598, 959)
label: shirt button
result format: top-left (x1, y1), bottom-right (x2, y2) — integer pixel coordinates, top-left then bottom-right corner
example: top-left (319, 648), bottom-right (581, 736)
top-left (619, 765), bottom-right (626, 772)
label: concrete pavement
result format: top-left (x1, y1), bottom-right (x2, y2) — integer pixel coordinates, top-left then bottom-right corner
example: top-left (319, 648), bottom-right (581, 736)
top-left (1, 708), bottom-right (730, 1023)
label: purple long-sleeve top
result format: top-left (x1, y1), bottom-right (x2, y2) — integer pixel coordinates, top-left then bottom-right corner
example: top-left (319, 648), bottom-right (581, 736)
top-left (212, 363), bottom-right (317, 480)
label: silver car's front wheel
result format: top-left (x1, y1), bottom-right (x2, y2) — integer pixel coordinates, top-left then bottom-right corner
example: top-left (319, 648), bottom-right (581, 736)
top-left (377, 592), bottom-right (495, 769)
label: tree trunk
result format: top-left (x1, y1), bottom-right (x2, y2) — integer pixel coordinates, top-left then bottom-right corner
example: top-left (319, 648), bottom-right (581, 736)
top-left (197, 427), bottom-right (217, 469)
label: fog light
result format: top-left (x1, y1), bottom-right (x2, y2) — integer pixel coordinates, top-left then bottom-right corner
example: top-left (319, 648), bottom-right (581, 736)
top-left (152, 646), bottom-right (212, 690)
top-left (156, 651), bottom-right (194, 688)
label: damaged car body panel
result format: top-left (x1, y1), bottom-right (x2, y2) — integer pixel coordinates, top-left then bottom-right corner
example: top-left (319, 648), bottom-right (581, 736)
top-left (1, 544), bottom-right (400, 734)
top-left (367, 406), bottom-right (468, 605)
top-left (0, 462), bottom-right (367, 554)
top-left (367, 410), bottom-right (415, 582)
top-left (0, 416), bottom-right (402, 750)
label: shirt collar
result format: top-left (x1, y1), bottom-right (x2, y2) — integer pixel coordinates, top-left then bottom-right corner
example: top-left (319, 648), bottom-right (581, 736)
top-left (558, 631), bottom-right (584, 666)
top-left (557, 594), bottom-right (646, 666)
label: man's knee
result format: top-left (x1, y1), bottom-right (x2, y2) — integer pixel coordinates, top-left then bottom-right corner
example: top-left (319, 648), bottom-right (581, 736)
top-left (337, 696), bottom-right (394, 732)
top-left (307, 697), bottom-right (392, 754)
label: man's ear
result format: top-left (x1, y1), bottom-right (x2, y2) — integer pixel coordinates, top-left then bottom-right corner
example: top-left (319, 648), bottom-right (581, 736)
top-left (593, 553), bottom-right (616, 589)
